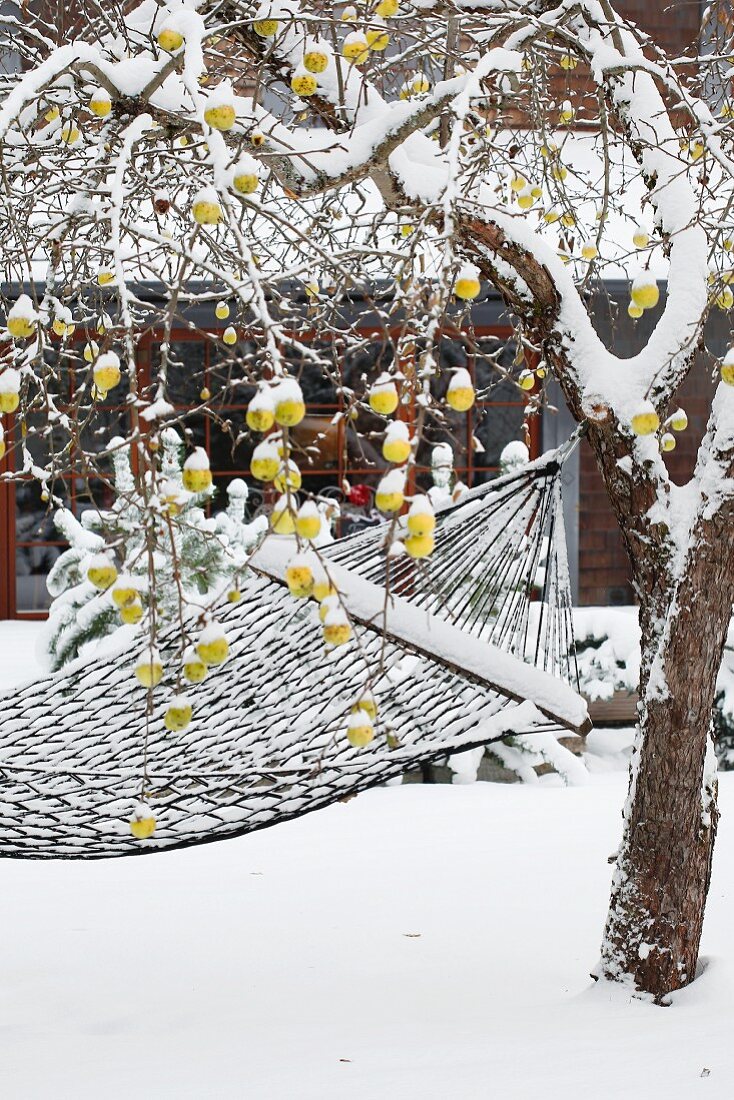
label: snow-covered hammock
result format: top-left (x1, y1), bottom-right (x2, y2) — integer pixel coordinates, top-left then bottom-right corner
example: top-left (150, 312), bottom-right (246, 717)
top-left (0, 446), bottom-right (589, 859)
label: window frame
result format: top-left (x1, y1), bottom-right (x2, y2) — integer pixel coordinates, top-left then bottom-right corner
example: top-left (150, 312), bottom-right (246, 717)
top-left (0, 322), bottom-right (539, 619)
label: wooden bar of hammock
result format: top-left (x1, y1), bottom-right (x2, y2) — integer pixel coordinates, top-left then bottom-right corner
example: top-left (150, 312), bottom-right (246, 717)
top-left (250, 550), bottom-right (592, 738)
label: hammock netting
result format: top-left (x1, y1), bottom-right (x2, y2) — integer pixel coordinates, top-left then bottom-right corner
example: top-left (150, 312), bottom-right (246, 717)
top-left (0, 448), bottom-right (588, 859)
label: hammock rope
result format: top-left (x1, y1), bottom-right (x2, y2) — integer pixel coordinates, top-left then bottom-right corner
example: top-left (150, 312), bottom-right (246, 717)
top-left (0, 443), bottom-right (588, 860)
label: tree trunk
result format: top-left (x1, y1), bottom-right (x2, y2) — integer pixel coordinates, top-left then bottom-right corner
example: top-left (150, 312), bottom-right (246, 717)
top-left (598, 523), bottom-right (734, 1001)
top-left (457, 219), bottom-right (734, 1002)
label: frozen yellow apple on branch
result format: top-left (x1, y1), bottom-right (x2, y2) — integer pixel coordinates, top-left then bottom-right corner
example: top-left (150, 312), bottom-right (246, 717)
top-left (164, 695), bottom-right (193, 732)
top-left (60, 122), bottom-right (80, 145)
top-left (159, 478), bottom-right (187, 517)
top-left (0, 368), bottom-right (21, 413)
top-left (191, 186), bottom-right (222, 226)
top-left (517, 187), bottom-right (535, 210)
top-left (721, 348), bottom-right (734, 385)
top-left (273, 377), bottom-right (306, 426)
top-left (182, 447), bottom-right (213, 493)
top-left (369, 373), bottom-right (399, 415)
top-left (303, 39), bottom-right (331, 73)
top-left (633, 225), bottom-right (650, 249)
top-left (274, 459), bottom-right (302, 493)
top-left (183, 645), bottom-right (208, 684)
top-left (196, 623), bottom-right (230, 666)
top-left (404, 532), bottom-right (434, 559)
top-left (6, 295), bottom-right (37, 339)
top-left (93, 351), bottom-right (121, 394)
top-left (158, 20), bottom-right (184, 52)
top-left (352, 690), bottom-right (377, 720)
top-left (286, 553), bottom-right (315, 598)
top-left (446, 367), bottom-right (475, 412)
top-left (203, 83), bottom-right (236, 131)
top-left (375, 469), bottom-right (406, 514)
top-left (52, 307), bottom-right (75, 337)
top-left (408, 73), bottom-right (430, 95)
top-left (120, 599), bottom-right (144, 625)
top-left (271, 496), bottom-right (296, 534)
top-left (631, 273), bottom-right (660, 311)
top-left (135, 648), bottom-right (164, 688)
top-left (668, 408), bottom-right (688, 432)
top-left (323, 605), bottom-right (353, 647)
top-left (112, 576), bottom-right (140, 609)
top-left (232, 155), bottom-right (260, 194)
top-left (88, 87), bottom-right (111, 118)
top-left (366, 21), bottom-right (390, 51)
top-left (454, 263), bottom-right (481, 301)
top-left (291, 67), bottom-right (318, 97)
top-left (129, 802), bottom-right (156, 840)
top-left (87, 553), bottom-right (118, 591)
top-left (295, 500), bottom-right (322, 540)
top-left (247, 388), bottom-right (276, 433)
top-left (347, 708), bottom-right (375, 747)
top-left (253, 12), bottom-right (279, 37)
top-left (382, 421), bottom-right (412, 464)
top-left (342, 32), bottom-right (370, 64)
top-left (630, 404), bottom-right (661, 437)
top-left (407, 495), bottom-right (435, 538)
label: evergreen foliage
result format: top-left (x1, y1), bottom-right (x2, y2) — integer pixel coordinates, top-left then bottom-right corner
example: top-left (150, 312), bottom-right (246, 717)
top-left (42, 430), bottom-right (267, 671)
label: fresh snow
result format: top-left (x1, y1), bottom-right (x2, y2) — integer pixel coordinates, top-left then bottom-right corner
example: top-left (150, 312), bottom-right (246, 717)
top-left (0, 623), bottom-right (732, 1098)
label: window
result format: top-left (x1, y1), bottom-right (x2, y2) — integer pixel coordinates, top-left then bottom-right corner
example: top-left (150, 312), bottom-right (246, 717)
top-left (2, 326), bottom-right (535, 617)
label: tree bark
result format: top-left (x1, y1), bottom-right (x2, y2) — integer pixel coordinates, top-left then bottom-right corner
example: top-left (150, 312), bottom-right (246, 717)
top-left (593, 471), bottom-right (734, 1000)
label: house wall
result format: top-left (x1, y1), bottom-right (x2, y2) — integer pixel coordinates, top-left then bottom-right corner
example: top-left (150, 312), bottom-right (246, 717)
top-left (616, 0), bottom-right (701, 55)
top-left (577, 289), bottom-right (729, 606)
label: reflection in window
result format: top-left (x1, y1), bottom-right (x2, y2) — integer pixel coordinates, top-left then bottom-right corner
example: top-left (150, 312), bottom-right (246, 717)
top-left (14, 480), bottom-right (68, 613)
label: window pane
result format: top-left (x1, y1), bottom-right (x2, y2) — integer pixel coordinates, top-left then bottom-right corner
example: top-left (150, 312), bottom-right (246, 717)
top-left (283, 341), bottom-right (340, 404)
top-left (207, 412), bottom-right (253, 472)
top-left (210, 338), bottom-right (259, 404)
top-left (473, 400), bottom-right (527, 476)
top-left (292, 408), bottom-right (342, 473)
top-left (474, 337), bottom-right (518, 394)
top-left (14, 479), bottom-right (70, 613)
top-left (151, 340), bottom-right (207, 406)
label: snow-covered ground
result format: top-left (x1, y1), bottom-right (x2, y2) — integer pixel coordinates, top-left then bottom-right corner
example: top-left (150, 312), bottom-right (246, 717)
top-left (0, 623), bottom-right (732, 1099)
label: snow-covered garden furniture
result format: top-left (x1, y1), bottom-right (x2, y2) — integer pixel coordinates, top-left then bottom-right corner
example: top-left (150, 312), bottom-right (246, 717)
top-left (0, 449), bottom-right (588, 858)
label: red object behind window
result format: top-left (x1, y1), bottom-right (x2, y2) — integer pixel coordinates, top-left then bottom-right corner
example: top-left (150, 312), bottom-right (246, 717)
top-left (348, 484), bottom-right (372, 507)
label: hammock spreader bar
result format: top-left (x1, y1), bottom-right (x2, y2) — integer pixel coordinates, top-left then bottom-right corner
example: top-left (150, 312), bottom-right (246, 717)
top-left (251, 541), bottom-right (590, 735)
